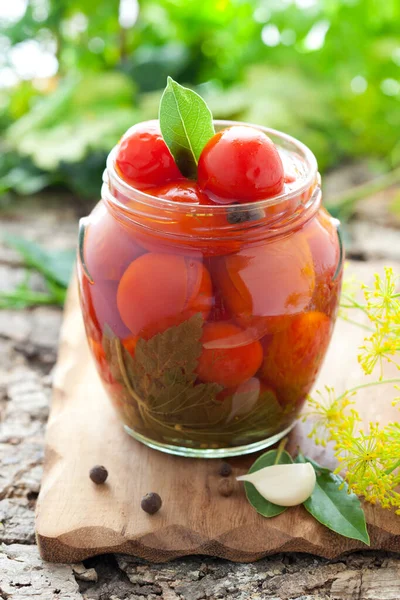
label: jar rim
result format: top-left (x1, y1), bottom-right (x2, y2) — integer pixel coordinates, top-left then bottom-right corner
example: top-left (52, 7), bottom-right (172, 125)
top-left (104, 119), bottom-right (318, 216)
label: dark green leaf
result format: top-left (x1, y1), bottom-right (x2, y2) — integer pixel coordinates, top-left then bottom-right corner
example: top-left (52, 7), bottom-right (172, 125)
top-left (244, 449), bottom-right (293, 518)
top-left (297, 455), bottom-right (370, 545)
top-left (4, 234), bottom-right (75, 288)
top-left (159, 77), bottom-right (215, 178)
top-left (296, 452), bottom-right (332, 475)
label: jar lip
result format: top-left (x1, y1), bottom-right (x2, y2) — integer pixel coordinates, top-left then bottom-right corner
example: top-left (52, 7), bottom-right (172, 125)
top-left (105, 119), bottom-right (318, 214)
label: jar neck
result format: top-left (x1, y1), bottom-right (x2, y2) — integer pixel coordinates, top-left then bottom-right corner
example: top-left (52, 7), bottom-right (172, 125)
top-left (102, 174), bottom-right (321, 246)
top-left (102, 120), bottom-right (320, 244)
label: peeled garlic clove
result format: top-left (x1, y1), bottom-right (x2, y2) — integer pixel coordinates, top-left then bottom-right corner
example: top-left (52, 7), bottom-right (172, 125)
top-left (237, 463), bottom-right (316, 507)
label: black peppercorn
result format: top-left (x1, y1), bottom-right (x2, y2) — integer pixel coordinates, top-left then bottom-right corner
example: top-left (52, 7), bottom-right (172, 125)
top-left (141, 492), bottom-right (162, 514)
top-left (218, 478), bottom-right (234, 497)
top-left (89, 465), bottom-right (108, 485)
top-left (219, 462), bottom-right (232, 477)
top-left (226, 206), bottom-right (264, 225)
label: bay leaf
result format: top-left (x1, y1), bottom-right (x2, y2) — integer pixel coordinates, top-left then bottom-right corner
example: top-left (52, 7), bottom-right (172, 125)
top-left (296, 454), bottom-right (370, 545)
top-left (159, 77), bottom-right (215, 178)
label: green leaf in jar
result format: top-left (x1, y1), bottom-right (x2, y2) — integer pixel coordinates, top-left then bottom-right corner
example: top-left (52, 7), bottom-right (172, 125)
top-left (102, 325), bottom-right (126, 383)
top-left (127, 313), bottom-right (223, 429)
top-left (159, 76), bottom-right (215, 178)
top-left (219, 387), bottom-right (285, 443)
top-left (296, 453), bottom-right (370, 545)
top-left (243, 449), bottom-right (293, 518)
top-left (102, 316), bottom-right (286, 445)
top-left (103, 315), bottom-right (225, 439)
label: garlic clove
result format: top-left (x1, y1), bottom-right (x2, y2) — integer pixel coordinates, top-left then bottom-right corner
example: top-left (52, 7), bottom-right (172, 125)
top-left (237, 463), bottom-right (316, 507)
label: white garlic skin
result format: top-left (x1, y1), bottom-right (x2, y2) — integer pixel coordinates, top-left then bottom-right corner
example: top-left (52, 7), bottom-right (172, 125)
top-left (237, 463), bottom-right (316, 507)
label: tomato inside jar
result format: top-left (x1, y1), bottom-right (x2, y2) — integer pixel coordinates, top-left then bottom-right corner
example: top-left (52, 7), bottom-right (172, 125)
top-left (77, 119), bottom-right (343, 457)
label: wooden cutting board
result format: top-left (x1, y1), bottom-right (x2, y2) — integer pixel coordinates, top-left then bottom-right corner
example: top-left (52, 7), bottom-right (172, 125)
top-left (36, 261), bottom-right (400, 563)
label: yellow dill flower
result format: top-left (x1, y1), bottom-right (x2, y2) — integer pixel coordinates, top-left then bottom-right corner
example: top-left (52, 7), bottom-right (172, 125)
top-left (358, 329), bottom-right (400, 377)
top-left (357, 269), bottom-right (400, 376)
top-left (305, 387), bottom-right (357, 446)
top-left (363, 268), bottom-right (400, 325)
top-left (305, 268), bottom-right (400, 513)
top-left (392, 385), bottom-right (400, 407)
top-left (332, 422), bottom-right (400, 511)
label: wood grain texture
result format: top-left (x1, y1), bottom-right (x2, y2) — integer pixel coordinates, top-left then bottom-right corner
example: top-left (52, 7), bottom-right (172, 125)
top-left (36, 263), bottom-right (400, 563)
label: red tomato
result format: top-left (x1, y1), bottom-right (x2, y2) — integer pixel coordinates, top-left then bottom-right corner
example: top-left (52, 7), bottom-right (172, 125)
top-left (117, 253), bottom-right (212, 338)
top-left (150, 180), bottom-right (231, 233)
top-left (260, 311), bottom-right (332, 401)
top-left (151, 180), bottom-right (211, 204)
top-left (115, 120), bottom-right (183, 189)
top-left (198, 126), bottom-right (284, 202)
top-left (304, 210), bottom-right (340, 281)
top-left (195, 322), bottom-right (263, 387)
top-left (304, 210), bottom-right (342, 317)
top-left (214, 232), bottom-right (315, 338)
top-left (84, 203), bottom-right (144, 282)
top-left (84, 278), bottom-right (130, 339)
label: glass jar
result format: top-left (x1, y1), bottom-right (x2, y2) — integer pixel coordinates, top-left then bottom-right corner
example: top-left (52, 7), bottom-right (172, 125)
top-left (77, 121), bottom-right (343, 458)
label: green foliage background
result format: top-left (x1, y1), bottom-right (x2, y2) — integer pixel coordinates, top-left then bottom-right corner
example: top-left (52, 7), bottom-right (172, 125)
top-left (0, 0), bottom-right (399, 199)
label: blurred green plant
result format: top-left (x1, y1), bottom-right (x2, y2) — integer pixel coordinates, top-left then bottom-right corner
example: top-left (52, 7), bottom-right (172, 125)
top-left (0, 234), bottom-right (75, 308)
top-left (0, 0), bottom-right (399, 205)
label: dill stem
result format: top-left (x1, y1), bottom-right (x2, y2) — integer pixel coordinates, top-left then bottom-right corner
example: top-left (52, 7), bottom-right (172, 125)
top-left (385, 458), bottom-right (400, 476)
top-left (339, 315), bottom-right (375, 332)
top-left (336, 378), bottom-right (400, 402)
top-left (340, 293), bottom-right (369, 316)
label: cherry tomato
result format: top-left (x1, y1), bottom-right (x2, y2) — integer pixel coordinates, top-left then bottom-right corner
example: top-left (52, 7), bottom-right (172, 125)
top-left (214, 232), bottom-right (315, 338)
top-left (151, 180), bottom-right (211, 204)
top-left (304, 210), bottom-right (342, 317)
top-left (115, 120), bottom-right (183, 189)
top-left (83, 278), bottom-right (130, 339)
top-left (305, 210), bottom-right (340, 281)
top-left (198, 126), bottom-right (284, 202)
top-left (195, 322), bottom-right (263, 387)
top-left (85, 203), bottom-right (144, 282)
top-left (151, 180), bottom-right (231, 233)
top-left (117, 253), bottom-right (212, 338)
top-left (260, 311), bottom-right (332, 400)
